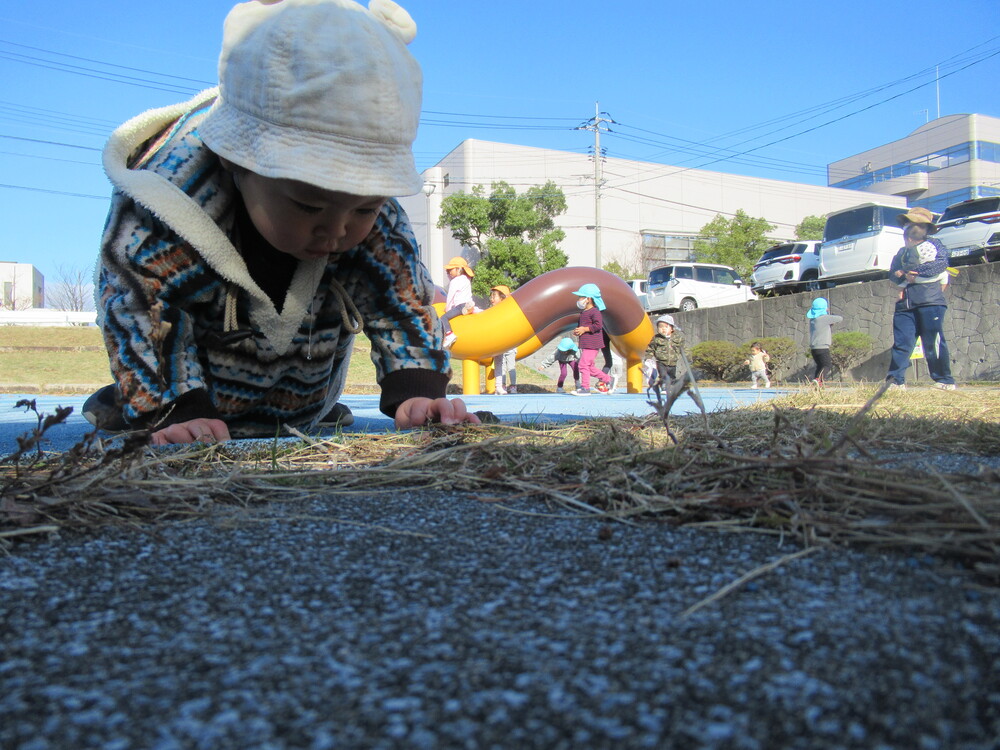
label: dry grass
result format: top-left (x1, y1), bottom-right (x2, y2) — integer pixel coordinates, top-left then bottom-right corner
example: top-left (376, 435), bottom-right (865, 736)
top-left (0, 328), bottom-right (550, 393)
top-left (2, 386), bottom-right (999, 584)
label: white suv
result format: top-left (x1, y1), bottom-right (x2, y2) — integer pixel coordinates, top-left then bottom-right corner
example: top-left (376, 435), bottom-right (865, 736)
top-left (750, 241), bottom-right (821, 296)
top-left (934, 197), bottom-right (1000, 266)
top-left (625, 278), bottom-right (649, 310)
top-left (646, 262), bottom-right (756, 314)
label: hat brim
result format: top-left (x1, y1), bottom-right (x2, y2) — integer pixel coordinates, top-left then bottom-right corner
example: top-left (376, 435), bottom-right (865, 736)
top-left (896, 212), bottom-right (938, 233)
top-left (200, 99), bottom-right (424, 198)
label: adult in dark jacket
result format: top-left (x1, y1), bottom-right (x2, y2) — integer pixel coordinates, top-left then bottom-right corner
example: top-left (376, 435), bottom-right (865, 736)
top-left (885, 208), bottom-right (956, 390)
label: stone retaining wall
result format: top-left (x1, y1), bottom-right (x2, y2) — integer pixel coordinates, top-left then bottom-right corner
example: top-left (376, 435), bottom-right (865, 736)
top-left (671, 261), bottom-right (1000, 383)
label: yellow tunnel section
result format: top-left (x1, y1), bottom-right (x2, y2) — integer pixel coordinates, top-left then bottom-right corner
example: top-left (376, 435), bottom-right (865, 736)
top-left (439, 267), bottom-right (655, 394)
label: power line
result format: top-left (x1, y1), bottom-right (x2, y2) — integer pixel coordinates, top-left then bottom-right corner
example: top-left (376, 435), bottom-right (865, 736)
top-left (0, 134), bottom-right (102, 151)
top-left (0, 39), bottom-right (214, 87)
top-left (0, 182), bottom-right (106, 200)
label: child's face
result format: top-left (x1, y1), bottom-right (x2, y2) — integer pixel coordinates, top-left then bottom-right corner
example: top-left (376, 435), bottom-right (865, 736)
top-left (751, 346), bottom-right (760, 354)
top-left (447, 267), bottom-right (462, 278)
top-left (657, 322), bottom-right (672, 336)
top-left (904, 223), bottom-right (928, 247)
top-left (489, 290), bottom-right (504, 305)
top-left (236, 172), bottom-right (385, 262)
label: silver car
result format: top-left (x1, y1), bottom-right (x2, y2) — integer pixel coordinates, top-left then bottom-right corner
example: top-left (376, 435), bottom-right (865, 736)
top-left (750, 241), bottom-right (821, 296)
top-left (935, 197), bottom-right (1000, 266)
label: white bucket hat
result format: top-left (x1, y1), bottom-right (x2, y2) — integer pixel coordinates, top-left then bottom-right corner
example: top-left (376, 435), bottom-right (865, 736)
top-left (199, 0), bottom-right (424, 198)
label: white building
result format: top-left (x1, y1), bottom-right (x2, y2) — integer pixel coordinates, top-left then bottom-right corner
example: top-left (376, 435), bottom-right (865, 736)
top-left (0, 262), bottom-right (43, 309)
top-left (827, 113), bottom-right (1000, 214)
top-left (399, 139), bottom-right (902, 287)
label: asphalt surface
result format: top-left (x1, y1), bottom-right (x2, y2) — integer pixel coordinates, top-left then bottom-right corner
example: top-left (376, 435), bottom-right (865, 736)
top-left (2, 389), bottom-right (999, 748)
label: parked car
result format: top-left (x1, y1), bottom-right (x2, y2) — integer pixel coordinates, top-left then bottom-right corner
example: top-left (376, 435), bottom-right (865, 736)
top-left (750, 241), bottom-right (821, 295)
top-left (626, 278), bottom-right (649, 310)
top-left (645, 262), bottom-right (756, 314)
top-left (818, 202), bottom-right (905, 284)
top-left (934, 197), bottom-right (1000, 266)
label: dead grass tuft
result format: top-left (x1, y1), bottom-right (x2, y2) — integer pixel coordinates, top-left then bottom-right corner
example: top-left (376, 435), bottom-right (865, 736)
top-left (2, 386), bottom-right (999, 583)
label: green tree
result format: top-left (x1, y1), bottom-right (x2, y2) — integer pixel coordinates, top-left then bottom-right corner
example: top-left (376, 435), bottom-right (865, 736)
top-left (692, 210), bottom-right (776, 280)
top-left (437, 181), bottom-right (569, 295)
top-left (603, 243), bottom-right (646, 280)
top-left (603, 260), bottom-right (632, 280)
top-left (795, 215), bottom-right (826, 241)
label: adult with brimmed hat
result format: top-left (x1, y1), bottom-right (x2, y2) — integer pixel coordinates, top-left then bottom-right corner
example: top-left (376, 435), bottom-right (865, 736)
top-left (570, 283), bottom-right (616, 395)
top-left (885, 206), bottom-right (957, 390)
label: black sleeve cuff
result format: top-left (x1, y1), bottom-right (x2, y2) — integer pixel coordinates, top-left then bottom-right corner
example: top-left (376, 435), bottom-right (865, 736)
top-left (129, 388), bottom-right (221, 430)
top-left (379, 368), bottom-right (451, 418)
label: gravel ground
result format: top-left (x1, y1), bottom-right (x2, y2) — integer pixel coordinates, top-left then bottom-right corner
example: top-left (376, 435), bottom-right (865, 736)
top-left (2, 490), bottom-right (999, 749)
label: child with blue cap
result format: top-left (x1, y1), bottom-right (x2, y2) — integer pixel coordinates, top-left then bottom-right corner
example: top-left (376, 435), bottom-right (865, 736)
top-left (806, 297), bottom-right (843, 386)
top-left (570, 283), bottom-right (617, 395)
top-left (539, 337), bottom-right (582, 393)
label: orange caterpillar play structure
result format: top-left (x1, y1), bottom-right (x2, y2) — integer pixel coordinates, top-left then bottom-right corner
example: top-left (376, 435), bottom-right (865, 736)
top-left (438, 267), bottom-right (654, 394)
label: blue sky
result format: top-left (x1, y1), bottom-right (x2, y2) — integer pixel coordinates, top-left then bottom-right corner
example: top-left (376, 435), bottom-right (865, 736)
top-left (2, 0), bottom-right (999, 286)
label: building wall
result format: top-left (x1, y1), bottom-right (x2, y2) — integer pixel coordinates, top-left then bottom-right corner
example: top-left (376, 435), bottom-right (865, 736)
top-left (0, 262), bottom-right (44, 309)
top-left (400, 140), bottom-right (899, 287)
top-left (827, 114), bottom-right (1000, 213)
top-left (671, 262), bottom-right (1000, 383)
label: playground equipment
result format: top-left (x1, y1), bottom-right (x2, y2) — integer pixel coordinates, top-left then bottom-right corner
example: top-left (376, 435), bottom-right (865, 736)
top-left (442, 267), bottom-right (654, 394)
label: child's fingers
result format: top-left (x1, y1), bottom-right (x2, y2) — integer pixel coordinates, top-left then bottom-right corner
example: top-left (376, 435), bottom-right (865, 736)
top-left (151, 418), bottom-right (230, 445)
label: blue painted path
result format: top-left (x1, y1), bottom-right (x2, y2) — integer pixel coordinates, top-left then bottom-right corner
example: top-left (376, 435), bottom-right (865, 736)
top-left (0, 388), bottom-right (785, 454)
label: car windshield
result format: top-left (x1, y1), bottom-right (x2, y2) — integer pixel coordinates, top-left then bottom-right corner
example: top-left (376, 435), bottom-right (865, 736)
top-left (940, 198), bottom-right (1000, 222)
top-left (758, 245), bottom-right (795, 262)
top-left (824, 206), bottom-right (897, 242)
top-left (649, 266), bottom-right (673, 285)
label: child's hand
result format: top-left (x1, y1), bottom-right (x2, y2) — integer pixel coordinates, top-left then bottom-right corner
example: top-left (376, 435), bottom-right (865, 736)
top-left (572, 325), bottom-right (588, 336)
top-left (151, 418), bottom-right (230, 446)
top-left (395, 397), bottom-right (482, 429)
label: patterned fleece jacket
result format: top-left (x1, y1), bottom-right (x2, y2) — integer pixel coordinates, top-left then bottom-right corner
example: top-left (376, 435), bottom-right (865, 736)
top-left (96, 89), bottom-right (449, 437)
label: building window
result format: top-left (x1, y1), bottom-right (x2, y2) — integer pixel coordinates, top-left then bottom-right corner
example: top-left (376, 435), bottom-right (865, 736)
top-left (831, 141), bottom-right (993, 189)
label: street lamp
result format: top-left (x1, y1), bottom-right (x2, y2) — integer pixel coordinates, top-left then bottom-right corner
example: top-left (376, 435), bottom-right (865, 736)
top-left (421, 182), bottom-right (436, 270)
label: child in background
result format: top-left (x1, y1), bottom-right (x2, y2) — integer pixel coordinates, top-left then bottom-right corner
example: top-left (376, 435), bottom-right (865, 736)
top-left (744, 343), bottom-right (771, 389)
top-left (570, 283), bottom-right (617, 396)
top-left (539, 337), bottom-right (581, 393)
top-left (85, 0), bottom-right (479, 445)
top-left (441, 256), bottom-right (475, 349)
top-left (644, 314), bottom-right (686, 390)
top-left (488, 284), bottom-right (517, 394)
top-left (806, 297), bottom-right (843, 386)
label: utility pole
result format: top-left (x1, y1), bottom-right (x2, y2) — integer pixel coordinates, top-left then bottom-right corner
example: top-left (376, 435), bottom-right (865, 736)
top-left (578, 103), bottom-right (613, 269)
top-left (935, 65), bottom-right (941, 119)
